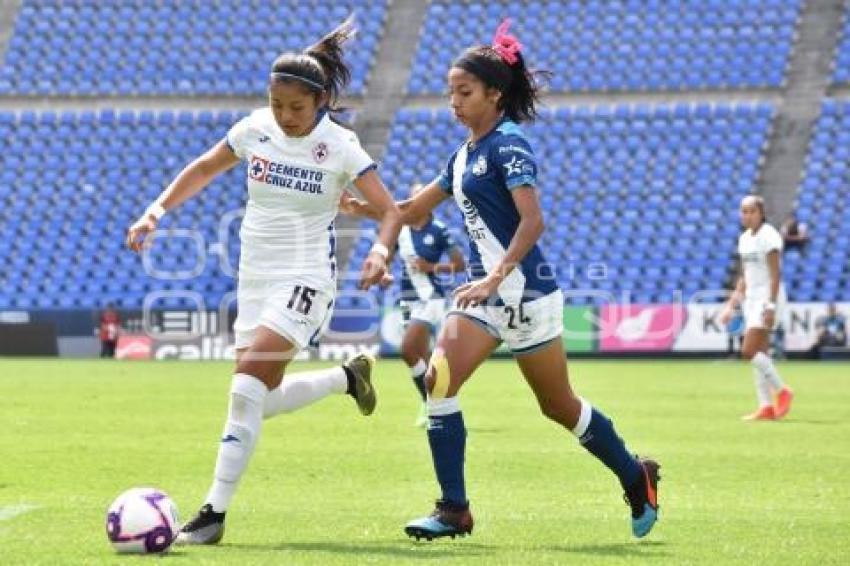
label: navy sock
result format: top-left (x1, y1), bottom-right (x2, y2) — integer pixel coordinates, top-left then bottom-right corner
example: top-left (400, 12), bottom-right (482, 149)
top-left (579, 408), bottom-right (642, 490)
top-left (427, 411), bottom-right (467, 505)
top-left (412, 373), bottom-right (427, 401)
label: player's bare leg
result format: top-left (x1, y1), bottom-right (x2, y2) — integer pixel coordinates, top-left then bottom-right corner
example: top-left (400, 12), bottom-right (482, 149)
top-left (405, 315), bottom-right (498, 540)
top-left (517, 339), bottom-right (660, 538)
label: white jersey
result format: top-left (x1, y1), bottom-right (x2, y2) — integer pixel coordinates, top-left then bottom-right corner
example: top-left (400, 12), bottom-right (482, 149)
top-left (227, 108), bottom-right (374, 287)
top-left (738, 222), bottom-right (784, 301)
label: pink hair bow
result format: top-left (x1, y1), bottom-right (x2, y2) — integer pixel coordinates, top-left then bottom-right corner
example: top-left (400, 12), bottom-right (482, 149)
top-left (492, 19), bottom-right (522, 65)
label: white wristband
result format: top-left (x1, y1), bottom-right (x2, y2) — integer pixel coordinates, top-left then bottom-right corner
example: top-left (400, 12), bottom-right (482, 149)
top-left (764, 301), bottom-right (776, 312)
top-left (145, 202), bottom-right (166, 221)
top-left (369, 242), bottom-right (389, 259)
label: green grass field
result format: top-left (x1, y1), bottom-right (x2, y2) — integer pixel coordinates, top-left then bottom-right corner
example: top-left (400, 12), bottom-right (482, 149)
top-left (1, 358), bottom-right (849, 565)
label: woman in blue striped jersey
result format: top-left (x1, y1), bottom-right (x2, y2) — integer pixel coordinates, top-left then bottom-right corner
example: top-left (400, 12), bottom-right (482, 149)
top-left (345, 20), bottom-right (660, 541)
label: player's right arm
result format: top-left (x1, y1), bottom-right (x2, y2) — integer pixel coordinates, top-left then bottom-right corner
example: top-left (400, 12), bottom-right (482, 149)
top-left (126, 140), bottom-right (240, 252)
top-left (340, 180), bottom-right (449, 224)
top-left (719, 275), bottom-right (746, 326)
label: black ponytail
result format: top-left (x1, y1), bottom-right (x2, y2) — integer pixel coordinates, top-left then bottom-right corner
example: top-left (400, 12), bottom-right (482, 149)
top-left (453, 40), bottom-right (549, 123)
top-left (270, 16), bottom-right (355, 117)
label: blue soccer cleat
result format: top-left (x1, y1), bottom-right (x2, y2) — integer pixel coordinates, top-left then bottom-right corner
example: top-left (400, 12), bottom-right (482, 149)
top-left (624, 457), bottom-right (660, 538)
top-left (405, 500), bottom-right (474, 541)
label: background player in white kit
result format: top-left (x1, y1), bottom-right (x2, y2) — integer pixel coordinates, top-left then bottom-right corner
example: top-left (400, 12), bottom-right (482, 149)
top-left (720, 195), bottom-right (794, 421)
top-left (126, 20), bottom-right (401, 545)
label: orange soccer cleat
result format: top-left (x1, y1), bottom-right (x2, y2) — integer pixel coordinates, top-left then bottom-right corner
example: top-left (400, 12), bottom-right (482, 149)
top-left (742, 405), bottom-right (776, 421)
top-left (774, 387), bottom-right (794, 419)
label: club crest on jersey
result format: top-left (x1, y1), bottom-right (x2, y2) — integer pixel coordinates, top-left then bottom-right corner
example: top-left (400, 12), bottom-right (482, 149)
top-left (312, 142), bottom-right (329, 163)
top-left (249, 156), bottom-right (269, 180)
top-left (472, 155), bottom-right (488, 176)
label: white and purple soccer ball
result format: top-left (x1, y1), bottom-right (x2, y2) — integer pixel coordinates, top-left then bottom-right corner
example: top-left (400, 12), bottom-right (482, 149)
top-left (105, 487), bottom-right (179, 554)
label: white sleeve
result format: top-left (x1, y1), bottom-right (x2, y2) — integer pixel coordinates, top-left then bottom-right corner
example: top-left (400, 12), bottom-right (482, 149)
top-left (225, 116), bottom-right (252, 160)
top-left (342, 131), bottom-right (376, 183)
top-left (762, 226), bottom-right (783, 253)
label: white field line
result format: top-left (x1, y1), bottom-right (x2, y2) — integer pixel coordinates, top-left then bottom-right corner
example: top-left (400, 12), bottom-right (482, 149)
top-left (0, 504), bottom-right (41, 522)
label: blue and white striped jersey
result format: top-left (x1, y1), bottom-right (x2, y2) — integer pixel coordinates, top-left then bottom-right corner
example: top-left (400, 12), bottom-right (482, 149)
top-left (398, 218), bottom-right (457, 301)
top-left (437, 117), bottom-right (557, 305)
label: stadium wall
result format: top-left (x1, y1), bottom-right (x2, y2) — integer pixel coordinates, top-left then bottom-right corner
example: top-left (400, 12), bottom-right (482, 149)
top-left (6, 303), bottom-right (841, 361)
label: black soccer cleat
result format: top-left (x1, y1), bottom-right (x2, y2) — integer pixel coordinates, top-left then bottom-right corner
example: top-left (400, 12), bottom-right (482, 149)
top-left (174, 504), bottom-right (225, 545)
top-left (624, 456), bottom-right (661, 538)
top-left (343, 353), bottom-right (377, 416)
top-left (405, 499), bottom-right (474, 541)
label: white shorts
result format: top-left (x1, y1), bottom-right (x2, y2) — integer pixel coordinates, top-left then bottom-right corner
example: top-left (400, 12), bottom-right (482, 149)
top-left (402, 297), bottom-right (448, 330)
top-left (448, 290), bottom-right (564, 354)
top-left (233, 278), bottom-right (334, 351)
top-left (743, 296), bottom-right (786, 331)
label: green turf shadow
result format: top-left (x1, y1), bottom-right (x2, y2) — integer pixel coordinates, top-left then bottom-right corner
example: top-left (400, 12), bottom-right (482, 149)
top-left (542, 540), bottom-right (669, 558)
top-left (223, 540), bottom-right (495, 559)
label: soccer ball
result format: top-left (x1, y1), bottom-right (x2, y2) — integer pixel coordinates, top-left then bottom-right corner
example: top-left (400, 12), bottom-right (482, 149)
top-left (105, 487), bottom-right (179, 554)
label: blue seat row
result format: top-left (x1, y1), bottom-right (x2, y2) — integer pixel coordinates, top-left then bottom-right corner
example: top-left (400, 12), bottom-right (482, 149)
top-left (1, 1), bottom-right (386, 96)
top-left (407, 0), bottom-right (801, 94)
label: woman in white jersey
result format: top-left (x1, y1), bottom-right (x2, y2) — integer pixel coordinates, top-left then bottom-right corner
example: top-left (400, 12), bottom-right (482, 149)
top-left (720, 195), bottom-right (793, 420)
top-left (126, 20), bottom-right (401, 545)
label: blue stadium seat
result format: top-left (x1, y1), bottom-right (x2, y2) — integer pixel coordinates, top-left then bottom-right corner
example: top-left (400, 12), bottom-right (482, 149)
top-left (338, 103), bottom-right (772, 306)
top-left (784, 101), bottom-right (850, 300)
top-left (407, 0), bottom-right (801, 94)
top-left (0, 1), bottom-right (387, 96)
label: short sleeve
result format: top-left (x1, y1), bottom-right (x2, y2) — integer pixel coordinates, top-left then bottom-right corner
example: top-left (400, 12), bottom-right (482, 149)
top-left (436, 152), bottom-right (457, 194)
top-left (225, 116), bottom-right (252, 160)
top-left (493, 135), bottom-right (537, 190)
top-left (762, 226), bottom-right (784, 253)
top-left (341, 131), bottom-right (376, 183)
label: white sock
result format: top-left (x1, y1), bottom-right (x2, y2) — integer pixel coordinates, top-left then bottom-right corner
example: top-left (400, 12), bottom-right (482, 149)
top-left (570, 397), bottom-right (593, 438)
top-left (752, 352), bottom-right (785, 392)
top-left (263, 367), bottom-right (347, 419)
top-left (751, 365), bottom-right (773, 408)
top-left (411, 359), bottom-right (428, 378)
top-left (205, 374), bottom-right (268, 513)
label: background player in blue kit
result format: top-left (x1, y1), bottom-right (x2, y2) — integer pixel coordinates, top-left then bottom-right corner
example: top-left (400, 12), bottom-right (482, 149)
top-left (344, 20), bottom-right (660, 541)
top-left (390, 183), bottom-right (465, 426)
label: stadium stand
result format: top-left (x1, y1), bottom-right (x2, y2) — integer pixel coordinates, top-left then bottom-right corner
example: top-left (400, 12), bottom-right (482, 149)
top-left (0, 0), bottom-right (845, 316)
top-left (341, 103), bottom-right (774, 306)
top-left (0, 110), bottom-right (247, 310)
top-left (407, 0), bottom-right (802, 94)
top-left (787, 100), bottom-right (850, 302)
top-left (0, 0), bottom-right (387, 96)
top-left (832, 8), bottom-right (850, 84)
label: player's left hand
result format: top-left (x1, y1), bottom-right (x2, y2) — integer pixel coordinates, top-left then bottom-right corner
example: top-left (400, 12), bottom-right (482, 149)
top-left (379, 273), bottom-right (395, 288)
top-left (338, 192), bottom-right (362, 216)
top-left (358, 251), bottom-right (387, 290)
top-left (454, 275), bottom-right (501, 309)
top-left (762, 308), bottom-right (776, 328)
